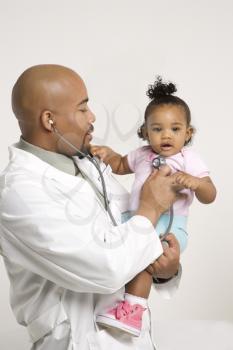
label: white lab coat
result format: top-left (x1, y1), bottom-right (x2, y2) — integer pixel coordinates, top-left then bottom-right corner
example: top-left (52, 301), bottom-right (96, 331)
top-left (0, 146), bottom-right (181, 350)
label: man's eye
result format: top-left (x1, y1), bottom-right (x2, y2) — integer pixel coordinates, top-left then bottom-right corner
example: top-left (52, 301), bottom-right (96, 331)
top-left (79, 108), bottom-right (88, 113)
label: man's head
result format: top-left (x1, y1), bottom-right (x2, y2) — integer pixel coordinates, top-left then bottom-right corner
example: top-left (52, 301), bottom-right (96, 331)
top-left (12, 64), bottom-right (95, 156)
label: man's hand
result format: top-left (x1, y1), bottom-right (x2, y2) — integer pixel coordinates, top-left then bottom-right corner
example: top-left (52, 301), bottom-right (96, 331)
top-left (147, 234), bottom-right (180, 279)
top-left (136, 165), bottom-right (186, 225)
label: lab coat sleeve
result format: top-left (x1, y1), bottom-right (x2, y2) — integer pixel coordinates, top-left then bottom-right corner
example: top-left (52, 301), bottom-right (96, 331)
top-left (152, 265), bottom-right (182, 299)
top-left (0, 178), bottom-right (164, 294)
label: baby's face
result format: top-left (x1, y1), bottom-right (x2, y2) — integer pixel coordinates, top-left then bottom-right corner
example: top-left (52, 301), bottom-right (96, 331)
top-left (145, 104), bottom-right (193, 156)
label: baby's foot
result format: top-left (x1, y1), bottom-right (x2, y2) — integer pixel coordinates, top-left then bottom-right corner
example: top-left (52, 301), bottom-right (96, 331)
top-left (96, 300), bottom-right (146, 337)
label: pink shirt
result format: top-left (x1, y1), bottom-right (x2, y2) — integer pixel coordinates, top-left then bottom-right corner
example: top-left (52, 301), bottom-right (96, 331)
top-left (127, 146), bottom-right (209, 216)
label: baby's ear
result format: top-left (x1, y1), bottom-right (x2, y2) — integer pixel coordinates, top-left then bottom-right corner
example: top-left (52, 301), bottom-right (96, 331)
top-left (142, 125), bottom-right (149, 140)
top-left (137, 123), bottom-right (148, 140)
top-left (185, 125), bottom-right (195, 143)
top-left (144, 128), bottom-right (149, 140)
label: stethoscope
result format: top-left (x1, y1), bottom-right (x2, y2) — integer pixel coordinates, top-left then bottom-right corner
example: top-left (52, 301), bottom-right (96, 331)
top-left (152, 156), bottom-right (174, 241)
top-left (51, 123), bottom-right (118, 226)
top-left (52, 122), bottom-right (173, 236)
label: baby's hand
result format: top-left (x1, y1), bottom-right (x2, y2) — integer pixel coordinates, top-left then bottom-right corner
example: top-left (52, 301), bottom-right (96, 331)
top-left (174, 171), bottom-right (201, 191)
top-left (90, 145), bottom-right (115, 163)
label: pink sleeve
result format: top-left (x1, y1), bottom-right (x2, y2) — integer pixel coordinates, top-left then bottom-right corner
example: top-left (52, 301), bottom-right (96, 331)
top-left (127, 147), bottom-right (144, 172)
top-left (184, 148), bottom-right (210, 178)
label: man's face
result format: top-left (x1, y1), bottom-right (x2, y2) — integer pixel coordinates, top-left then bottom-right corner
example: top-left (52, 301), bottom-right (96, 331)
top-left (53, 75), bottom-right (95, 156)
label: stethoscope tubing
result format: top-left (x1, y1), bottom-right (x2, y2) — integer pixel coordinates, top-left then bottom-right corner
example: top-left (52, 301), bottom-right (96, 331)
top-left (53, 127), bottom-right (118, 226)
top-left (152, 155), bottom-right (174, 241)
top-left (54, 127), bottom-right (173, 234)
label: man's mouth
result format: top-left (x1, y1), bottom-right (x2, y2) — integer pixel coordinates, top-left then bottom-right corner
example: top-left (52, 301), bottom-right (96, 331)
top-left (85, 125), bottom-right (94, 140)
top-left (88, 124), bottom-right (94, 133)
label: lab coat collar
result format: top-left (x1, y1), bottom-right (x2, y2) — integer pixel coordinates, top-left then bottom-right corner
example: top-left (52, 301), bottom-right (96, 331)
top-left (8, 145), bottom-right (86, 189)
top-left (15, 137), bottom-right (77, 176)
top-left (73, 155), bottom-right (111, 190)
top-left (8, 145), bottom-right (109, 196)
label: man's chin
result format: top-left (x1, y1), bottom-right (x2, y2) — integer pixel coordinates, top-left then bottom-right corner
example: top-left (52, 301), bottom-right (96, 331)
top-left (79, 142), bottom-right (91, 156)
top-left (77, 133), bottom-right (93, 157)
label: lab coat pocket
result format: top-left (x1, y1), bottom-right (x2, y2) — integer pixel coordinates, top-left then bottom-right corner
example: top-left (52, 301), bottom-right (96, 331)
top-left (87, 328), bottom-right (154, 350)
top-left (87, 329), bottom-right (134, 350)
top-left (27, 302), bottom-right (70, 344)
top-left (87, 309), bottom-right (155, 350)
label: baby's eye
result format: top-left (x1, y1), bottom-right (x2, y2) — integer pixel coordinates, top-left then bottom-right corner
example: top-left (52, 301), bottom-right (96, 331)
top-left (152, 127), bottom-right (162, 132)
top-left (172, 127), bottom-right (180, 132)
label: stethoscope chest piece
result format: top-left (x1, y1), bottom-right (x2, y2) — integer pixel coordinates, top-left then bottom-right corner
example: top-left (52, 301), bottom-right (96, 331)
top-left (152, 156), bottom-right (166, 169)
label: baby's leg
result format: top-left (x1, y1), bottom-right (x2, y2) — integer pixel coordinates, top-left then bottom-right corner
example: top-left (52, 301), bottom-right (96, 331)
top-left (156, 214), bottom-right (188, 253)
top-left (126, 270), bottom-right (152, 299)
top-left (122, 214), bottom-right (189, 313)
top-left (121, 210), bottom-right (153, 298)
top-left (96, 271), bottom-right (151, 337)
top-left (96, 211), bottom-right (154, 336)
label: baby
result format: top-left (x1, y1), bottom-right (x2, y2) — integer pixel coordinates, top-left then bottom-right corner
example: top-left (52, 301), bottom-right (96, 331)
top-left (91, 77), bottom-right (216, 336)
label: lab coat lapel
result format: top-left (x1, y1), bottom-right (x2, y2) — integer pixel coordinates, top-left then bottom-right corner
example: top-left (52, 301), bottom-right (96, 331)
top-left (73, 156), bottom-right (109, 195)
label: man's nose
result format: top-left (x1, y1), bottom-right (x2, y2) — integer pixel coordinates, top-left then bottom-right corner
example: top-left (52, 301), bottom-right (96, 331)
top-left (88, 108), bottom-right (96, 123)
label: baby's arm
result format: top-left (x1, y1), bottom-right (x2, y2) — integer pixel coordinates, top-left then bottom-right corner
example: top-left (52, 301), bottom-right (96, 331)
top-left (90, 145), bottom-right (133, 175)
top-left (175, 172), bottom-right (216, 204)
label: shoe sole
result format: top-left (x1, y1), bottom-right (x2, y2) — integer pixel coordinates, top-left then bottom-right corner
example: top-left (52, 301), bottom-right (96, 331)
top-left (96, 315), bottom-right (140, 337)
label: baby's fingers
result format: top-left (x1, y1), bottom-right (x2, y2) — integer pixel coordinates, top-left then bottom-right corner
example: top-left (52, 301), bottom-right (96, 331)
top-left (176, 176), bottom-right (186, 185)
top-left (90, 145), bottom-right (99, 153)
top-left (91, 146), bottom-right (104, 156)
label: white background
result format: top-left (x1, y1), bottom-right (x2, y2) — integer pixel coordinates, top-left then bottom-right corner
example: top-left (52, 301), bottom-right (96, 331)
top-left (0, 0), bottom-right (233, 348)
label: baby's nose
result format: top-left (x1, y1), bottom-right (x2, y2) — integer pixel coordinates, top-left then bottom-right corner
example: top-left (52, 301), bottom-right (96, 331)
top-left (162, 129), bottom-right (172, 138)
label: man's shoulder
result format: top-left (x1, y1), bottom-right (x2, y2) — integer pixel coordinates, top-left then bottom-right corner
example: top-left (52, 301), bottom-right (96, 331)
top-left (0, 147), bottom-right (48, 200)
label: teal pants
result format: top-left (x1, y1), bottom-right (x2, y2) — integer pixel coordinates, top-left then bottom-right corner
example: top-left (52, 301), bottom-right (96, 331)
top-left (121, 211), bottom-right (188, 253)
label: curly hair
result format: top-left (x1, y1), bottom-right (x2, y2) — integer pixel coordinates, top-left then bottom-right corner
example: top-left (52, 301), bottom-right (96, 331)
top-left (138, 76), bottom-right (194, 145)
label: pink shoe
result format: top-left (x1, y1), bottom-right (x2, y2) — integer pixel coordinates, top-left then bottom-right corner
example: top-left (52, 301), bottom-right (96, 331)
top-left (96, 300), bottom-right (146, 336)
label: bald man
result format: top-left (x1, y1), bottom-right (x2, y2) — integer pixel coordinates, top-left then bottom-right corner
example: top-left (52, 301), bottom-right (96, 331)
top-left (12, 65), bottom-right (95, 157)
top-left (0, 65), bottom-right (181, 350)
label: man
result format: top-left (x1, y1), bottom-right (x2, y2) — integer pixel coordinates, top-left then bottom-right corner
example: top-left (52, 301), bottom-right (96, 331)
top-left (0, 64), bottom-right (181, 349)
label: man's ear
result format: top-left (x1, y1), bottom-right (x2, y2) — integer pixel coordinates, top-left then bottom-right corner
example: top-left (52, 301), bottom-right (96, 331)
top-left (40, 110), bottom-right (54, 132)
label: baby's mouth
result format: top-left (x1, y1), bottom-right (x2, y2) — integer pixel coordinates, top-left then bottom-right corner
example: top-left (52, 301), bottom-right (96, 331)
top-left (160, 143), bottom-right (173, 150)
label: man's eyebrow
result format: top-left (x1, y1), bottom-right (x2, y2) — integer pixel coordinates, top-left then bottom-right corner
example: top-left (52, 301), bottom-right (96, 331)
top-left (77, 98), bottom-right (89, 106)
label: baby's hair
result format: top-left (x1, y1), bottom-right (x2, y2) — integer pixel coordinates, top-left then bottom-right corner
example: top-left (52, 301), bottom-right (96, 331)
top-left (138, 76), bottom-right (195, 145)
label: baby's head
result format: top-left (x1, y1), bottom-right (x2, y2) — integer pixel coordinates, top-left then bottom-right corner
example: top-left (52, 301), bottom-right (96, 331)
top-left (138, 76), bottom-right (194, 156)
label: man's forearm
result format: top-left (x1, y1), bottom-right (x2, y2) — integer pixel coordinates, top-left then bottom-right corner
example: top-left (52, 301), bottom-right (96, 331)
top-left (135, 203), bottom-right (161, 226)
